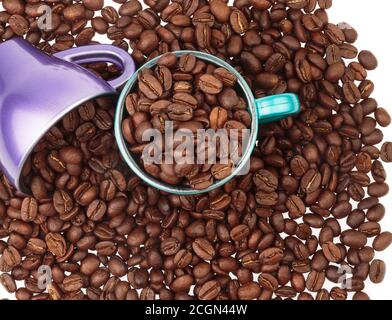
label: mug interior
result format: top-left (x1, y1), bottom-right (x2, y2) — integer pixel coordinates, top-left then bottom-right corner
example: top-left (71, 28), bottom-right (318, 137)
top-left (16, 92), bottom-right (117, 194)
top-left (114, 50), bottom-right (259, 195)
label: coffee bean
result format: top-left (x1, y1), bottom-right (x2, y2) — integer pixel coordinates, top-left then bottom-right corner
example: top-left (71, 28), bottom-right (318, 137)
top-left (230, 9), bottom-right (249, 35)
top-left (173, 249), bottom-right (192, 269)
top-left (341, 230), bottom-right (367, 249)
top-left (375, 108), bottom-right (391, 127)
top-left (2, 246), bottom-right (21, 269)
top-left (160, 237), bottom-right (180, 256)
top-left (167, 103), bottom-right (193, 121)
top-left (258, 273), bottom-right (279, 291)
top-left (209, 107), bottom-right (228, 130)
top-left (373, 232), bottom-right (392, 252)
top-left (213, 68), bottom-right (237, 87)
top-left (343, 81), bottom-right (361, 104)
top-left (192, 238), bottom-right (215, 260)
top-left (368, 182), bottom-right (389, 197)
top-left (20, 197), bottom-right (38, 222)
top-left (211, 163), bottom-right (233, 180)
top-left (8, 15), bottom-right (29, 36)
top-left (381, 142), bottom-right (392, 162)
top-left (101, 6), bottom-right (119, 24)
top-left (119, 0), bottom-right (142, 16)
top-left (306, 270), bottom-right (325, 292)
top-left (253, 169), bottom-right (278, 192)
top-left (198, 280), bottom-right (221, 300)
top-left (329, 287), bottom-right (347, 300)
top-left (108, 256), bottom-right (127, 277)
top-left (83, 0), bottom-right (104, 11)
top-left (198, 74), bottom-right (223, 94)
top-left (178, 54), bottom-right (196, 73)
top-left (87, 200), bottom-right (107, 221)
top-left (73, 182), bottom-right (98, 206)
top-left (260, 247), bottom-right (284, 265)
top-left (138, 73), bottom-right (163, 100)
top-left (2, 0), bottom-right (25, 15)
top-left (301, 169), bottom-right (321, 193)
top-left (230, 224), bottom-right (250, 241)
top-left (63, 4), bottom-right (86, 22)
top-left (237, 282), bottom-right (261, 300)
top-left (53, 190), bottom-right (74, 215)
top-left (0, 273), bottom-right (17, 293)
top-left (322, 242), bottom-right (342, 262)
top-left (286, 195), bottom-right (306, 219)
top-left (63, 274), bottom-right (84, 292)
top-left (189, 173), bottom-right (214, 190)
top-left (358, 50), bottom-right (378, 70)
top-left (369, 259), bottom-right (386, 284)
top-left (26, 238), bottom-right (47, 255)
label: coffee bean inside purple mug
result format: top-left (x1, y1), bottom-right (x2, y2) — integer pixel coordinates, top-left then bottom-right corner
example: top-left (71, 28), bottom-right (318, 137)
top-left (1, 0), bottom-right (392, 301)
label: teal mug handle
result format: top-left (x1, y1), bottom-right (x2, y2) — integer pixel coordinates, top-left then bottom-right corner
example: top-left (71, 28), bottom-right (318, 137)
top-left (255, 93), bottom-right (300, 124)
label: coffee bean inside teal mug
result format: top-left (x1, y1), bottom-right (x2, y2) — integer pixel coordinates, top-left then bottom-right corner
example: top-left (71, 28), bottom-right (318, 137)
top-left (114, 50), bottom-right (300, 196)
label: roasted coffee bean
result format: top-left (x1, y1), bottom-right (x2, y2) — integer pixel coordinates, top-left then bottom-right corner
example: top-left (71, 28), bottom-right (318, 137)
top-left (101, 6), bottom-right (119, 24)
top-left (45, 233), bottom-right (67, 258)
top-left (230, 224), bottom-right (250, 241)
top-left (167, 104), bottom-right (193, 121)
top-left (86, 200), bottom-right (107, 221)
top-left (63, 274), bottom-right (83, 292)
top-left (1, 0), bottom-right (391, 301)
top-left (358, 50), bottom-right (378, 70)
top-left (211, 163), bottom-right (233, 180)
top-left (209, 107), bottom-right (228, 130)
top-left (237, 282), bottom-right (261, 300)
top-left (2, 0), bottom-right (25, 15)
top-left (198, 74), bottom-right (223, 94)
top-left (192, 238), bottom-right (215, 260)
top-left (26, 239), bottom-right (46, 255)
top-left (368, 182), bottom-right (389, 197)
top-left (322, 242), bottom-right (342, 262)
top-left (53, 190), bottom-right (74, 215)
top-left (119, 1), bottom-right (142, 16)
top-left (341, 230), bottom-right (367, 249)
top-left (160, 237), bottom-right (180, 256)
top-left (0, 273), bottom-right (17, 293)
top-left (83, 0), bottom-right (104, 11)
top-left (369, 259), bottom-right (386, 283)
top-left (20, 197), bottom-right (38, 222)
top-left (138, 73), bottom-right (163, 100)
top-left (375, 108), bottom-right (391, 127)
top-left (381, 142), bottom-right (392, 162)
top-left (301, 169), bottom-right (321, 193)
top-left (230, 9), bottom-right (249, 35)
top-left (8, 15), bottom-right (29, 36)
top-left (198, 280), bottom-right (221, 300)
top-left (373, 232), bottom-right (392, 252)
top-left (253, 169), bottom-right (278, 192)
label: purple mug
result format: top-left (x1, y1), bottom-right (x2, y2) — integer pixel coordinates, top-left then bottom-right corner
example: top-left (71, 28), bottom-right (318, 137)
top-left (0, 37), bottom-right (135, 193)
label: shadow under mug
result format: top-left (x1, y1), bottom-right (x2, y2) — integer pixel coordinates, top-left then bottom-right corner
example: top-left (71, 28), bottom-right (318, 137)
top-left (0, 37), bottom-right (135, 193)
top-left (114, 50), bottom-right (301, 196)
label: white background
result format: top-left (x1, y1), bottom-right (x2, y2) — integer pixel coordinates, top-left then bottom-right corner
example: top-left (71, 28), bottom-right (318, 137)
top-left (1, 0), bottom-right (391, 300)
top-left (329, 0), bottom-right (392, 301)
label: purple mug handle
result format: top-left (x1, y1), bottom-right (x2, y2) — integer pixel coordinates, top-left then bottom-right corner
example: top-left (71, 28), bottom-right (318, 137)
top-left (53, 44), bottom-right (135, 89)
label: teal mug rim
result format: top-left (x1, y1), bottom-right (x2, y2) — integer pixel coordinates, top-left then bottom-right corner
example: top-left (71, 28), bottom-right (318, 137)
top-left (114, 50), bottom-right (259, 195)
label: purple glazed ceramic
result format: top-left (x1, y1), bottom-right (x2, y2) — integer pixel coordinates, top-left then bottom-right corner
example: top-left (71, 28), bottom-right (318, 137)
top-left (0, 37), bottom-right (135, 193)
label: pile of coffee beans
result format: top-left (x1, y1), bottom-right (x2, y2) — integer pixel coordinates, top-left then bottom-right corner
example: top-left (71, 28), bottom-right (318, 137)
top-left (1, 0), bottom-right (392, 300)
top-left (122, 52), bottom-right (251, 189)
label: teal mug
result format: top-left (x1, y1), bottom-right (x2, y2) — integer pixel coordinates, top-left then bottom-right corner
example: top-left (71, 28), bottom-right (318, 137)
top-left (114, 50), bottom-right (300, 195)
